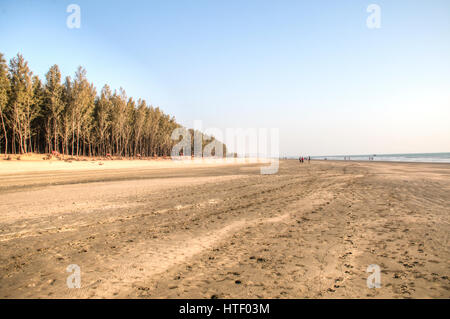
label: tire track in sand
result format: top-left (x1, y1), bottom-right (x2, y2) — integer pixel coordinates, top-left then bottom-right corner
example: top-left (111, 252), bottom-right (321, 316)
top-left (65, 212), bottom-right (291, 298)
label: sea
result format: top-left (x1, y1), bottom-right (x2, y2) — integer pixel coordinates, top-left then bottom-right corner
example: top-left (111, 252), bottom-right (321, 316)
top-left (310, 152), bottom-right (450, 163)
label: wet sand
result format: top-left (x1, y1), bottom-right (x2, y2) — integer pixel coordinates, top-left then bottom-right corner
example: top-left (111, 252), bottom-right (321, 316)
top-left (0, 160), bottom-right (449, 298)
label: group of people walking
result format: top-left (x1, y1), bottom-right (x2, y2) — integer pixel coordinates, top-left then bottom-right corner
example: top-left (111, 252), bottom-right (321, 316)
top-left (299, 156), bottom-right (310, 163)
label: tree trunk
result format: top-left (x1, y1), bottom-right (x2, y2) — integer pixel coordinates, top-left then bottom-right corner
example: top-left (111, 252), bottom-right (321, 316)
top-left (0, 111), bottom-right (7, 156)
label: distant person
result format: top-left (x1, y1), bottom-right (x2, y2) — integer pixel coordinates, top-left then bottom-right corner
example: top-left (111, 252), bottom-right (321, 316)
top-left (308, 156), bottom-right (311, 163)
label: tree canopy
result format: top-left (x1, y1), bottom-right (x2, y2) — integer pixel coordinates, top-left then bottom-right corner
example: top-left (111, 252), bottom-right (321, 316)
top-left (0, 53), bottom-right (226, 158)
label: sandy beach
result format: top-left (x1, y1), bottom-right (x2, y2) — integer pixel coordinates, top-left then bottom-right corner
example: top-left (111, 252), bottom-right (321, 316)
top-left (0, 159), bottom-right (449, 298)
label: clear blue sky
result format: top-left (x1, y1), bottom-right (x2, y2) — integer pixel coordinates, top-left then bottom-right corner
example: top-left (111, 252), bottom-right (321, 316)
top-left (1, 0), bottom-right (449, 156)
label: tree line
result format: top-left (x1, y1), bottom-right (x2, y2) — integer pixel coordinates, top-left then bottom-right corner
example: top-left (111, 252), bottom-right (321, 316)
top-left (0, 53), bottom-right (226, 158)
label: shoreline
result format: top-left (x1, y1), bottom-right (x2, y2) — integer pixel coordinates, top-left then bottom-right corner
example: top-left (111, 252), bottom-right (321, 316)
top-left (309, 159), bottom-right (450, 166)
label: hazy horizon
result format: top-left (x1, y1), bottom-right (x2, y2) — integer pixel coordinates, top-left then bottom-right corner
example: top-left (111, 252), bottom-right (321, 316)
top-left (1, 0), bottom-right (449, 157)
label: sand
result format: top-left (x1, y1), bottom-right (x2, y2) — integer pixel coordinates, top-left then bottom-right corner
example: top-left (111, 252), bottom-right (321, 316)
top-left (0, 159), bottom-right (449, 298)
top-left (0, 155), bottom-right (260, 175)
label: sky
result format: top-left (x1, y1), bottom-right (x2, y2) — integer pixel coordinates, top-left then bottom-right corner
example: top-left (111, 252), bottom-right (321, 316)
top-left (0, 0), bottom-right (449, 156)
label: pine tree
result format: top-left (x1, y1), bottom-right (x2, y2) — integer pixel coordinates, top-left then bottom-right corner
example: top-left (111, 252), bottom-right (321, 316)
top-left (8, 54), bottom-right (34, 154)
top-left (61, 76), bottom-right (74, 156)
top-left (111, 88), bottom-right (128, 156)
top-left (44, 65), bottom-right (64, 153)
top-left (71, 66), bottom-right (95, 157)
top-left (30, 75), bottom-right (44, 153)
top-left (133, 99), bottom-right (147, 156)
top-left (94, 85), bottom-right (112, 156)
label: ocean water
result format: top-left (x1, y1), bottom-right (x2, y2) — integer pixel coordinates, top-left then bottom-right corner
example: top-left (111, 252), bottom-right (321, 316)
top-left (311, 152), bottom-right (450, 163)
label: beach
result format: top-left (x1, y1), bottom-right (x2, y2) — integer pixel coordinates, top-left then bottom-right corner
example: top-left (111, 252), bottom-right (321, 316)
top-left (0, 159), bottom-right (449, 298)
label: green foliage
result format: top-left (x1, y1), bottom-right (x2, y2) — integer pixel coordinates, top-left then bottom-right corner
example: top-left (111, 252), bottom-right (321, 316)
top-left (8, 54), bottom-right (35, 153)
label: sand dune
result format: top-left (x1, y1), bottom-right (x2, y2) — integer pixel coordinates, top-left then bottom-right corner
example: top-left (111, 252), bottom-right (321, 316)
top-left (0, 160), bottom-right (449, 298)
